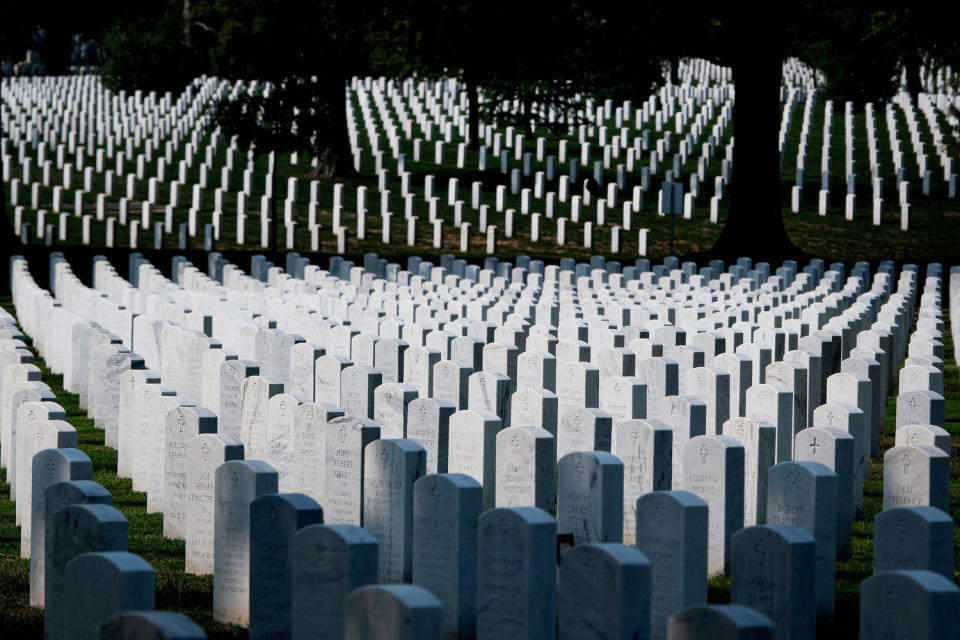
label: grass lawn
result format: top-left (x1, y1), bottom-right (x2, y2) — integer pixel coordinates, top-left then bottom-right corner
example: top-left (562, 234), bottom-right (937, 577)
top-left (0, 285), bottom-right (958, 638)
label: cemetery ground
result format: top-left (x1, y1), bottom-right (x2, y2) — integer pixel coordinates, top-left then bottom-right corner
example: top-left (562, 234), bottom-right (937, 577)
top-left (6, 74), bottom-right (960, 265)
top-left (0, 295), bottom-right (958, 638)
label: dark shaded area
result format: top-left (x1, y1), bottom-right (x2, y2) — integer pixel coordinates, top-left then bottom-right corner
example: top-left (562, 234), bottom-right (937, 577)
top-left (2, 1), bottom-right (960, 259)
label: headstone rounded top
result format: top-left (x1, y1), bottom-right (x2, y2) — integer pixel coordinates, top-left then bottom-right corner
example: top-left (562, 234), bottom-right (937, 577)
top-left (101, 610), bottom-right (207, 640)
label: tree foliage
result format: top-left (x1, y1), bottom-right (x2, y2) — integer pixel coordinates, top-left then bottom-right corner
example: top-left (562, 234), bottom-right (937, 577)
top-left (101, 5), bottom-right (199, 93)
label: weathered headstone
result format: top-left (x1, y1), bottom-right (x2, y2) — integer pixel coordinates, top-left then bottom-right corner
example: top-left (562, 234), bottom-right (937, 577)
top-left (213, 459), bottom-right (279, 625)
top-left (292, 402), bottom-right (343, 503)
top-left (412, 473), bottom-right (482, 639)
top-left (667, 604), bottom-right (774, 640)
top-left (28, 450), bottom-right (93, 604)
top-left (341, 365), bottom-right (382, 420)
top-left (682, 435), bottom-right (744, 575)
top-left (883, 445), bottom-right (949, 512)
top-left (636, 357), bottom-right (680, 419)
top-left (745, 383), bottom-right (793, 463)
top-left (219, 360), bottom-right (259, 439)
top-left (557, 407), bottom-right (613, 458)
top-left (432, 359), bottom-right (472, 410)
top-left (557, 451), bottom-right (624, 544)
top-left (476, 507), bottom-right (557, 640)
top-left (765, 461), bottom-right (838, 619)
top-left (289, 342), bottom-right (324, 401)
top-left (324, 416), bottom-right (380, 525)
top-left (363, 438), bottom-right (426, 583)
top-left (265, 393), bottom-right (305, 492)
top-left (240, 375), bottom-right (284, 460)
top-left (61, 551), bottom-right (155, 640)
top-left (658, 395), bottom-right (707, 490)
top-left (722, 417), bottom-right (775, 527)
top-left (794, 426), bottom-right (855, 558)
top-left (636, 491), bottom-right (708, 640)
top-left (730, 524), bottom-right (816, 640)
top-left (826, 371), bottom-right (873, 461)
top-left (874, 506), bottom-right (953, 580)
top-left (100, 611), bottom-right (208, 640)
top-left (163, 406), bottom-right (217, 539)
top-left (291, 524), bottom-right (378, 640)
top-left (612, 418), bottom-right (672, 544)
top-left (315, 354), bottom-right (352, 406)
top-left (812, 402), bottom-right (868, 500)
top-left (249, 493), bottom-right (324, 640)
top-left (117, 368), bottom-right (160, 477)
top-left (894, 423), bottom-right (951, 456)
top-left (16, 416), bottom-right (74, 542)
top-left (406, 397), bottom-right (455, 474)
top-left (448, 409), bottom-right (501, 509)
top-left (558, 543), bottom-right (651, 640)
top-left (895, 389), bottom-right (945, 430)
top-left (344, 584), bottom-right (443, 640)
top-left (185, 433), bottom-right (244, 575)
top-left (46, 503), bottom-right (129, 638)
top-left (599, 376), bottom-right (647, 427)
top-left (859, 570), bottom-right (960, 640)
top-left (495, 426), bottom-right (556, 512)
top-left (373, 382), bottom-right (418, 439)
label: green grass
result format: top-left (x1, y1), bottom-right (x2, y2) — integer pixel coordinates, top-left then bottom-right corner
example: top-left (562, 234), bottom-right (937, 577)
top-left (1, 288), bottom-right (959, 638)
top-left (0, 299), bottom-right (247, 639)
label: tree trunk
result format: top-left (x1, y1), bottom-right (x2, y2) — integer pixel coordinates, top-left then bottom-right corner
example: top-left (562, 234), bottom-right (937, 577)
top-left (270, 167), bottom-right (278, 253)
top-left (704, 20), bottom-right (801, 262)
top-left (0, 172), bottom-right (18, 246)
top-left (311, 80), bottom-right (358, 180)
top-left (183, 0), bottom-right (193, 48)
top-left (904, 51), bottom-right (923, 105)
top-left (466, 73), bottom-right (480, 152)
top-left (670, 54), bottom-right (680, 86)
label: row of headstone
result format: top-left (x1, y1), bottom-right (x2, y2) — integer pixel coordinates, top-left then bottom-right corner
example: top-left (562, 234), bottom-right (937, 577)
top-left (8, 250), bottom-right (957, 639)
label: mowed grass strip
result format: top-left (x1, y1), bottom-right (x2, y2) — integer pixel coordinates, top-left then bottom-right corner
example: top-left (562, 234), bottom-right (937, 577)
top-left (0, 299), bottom-right (246, 639)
